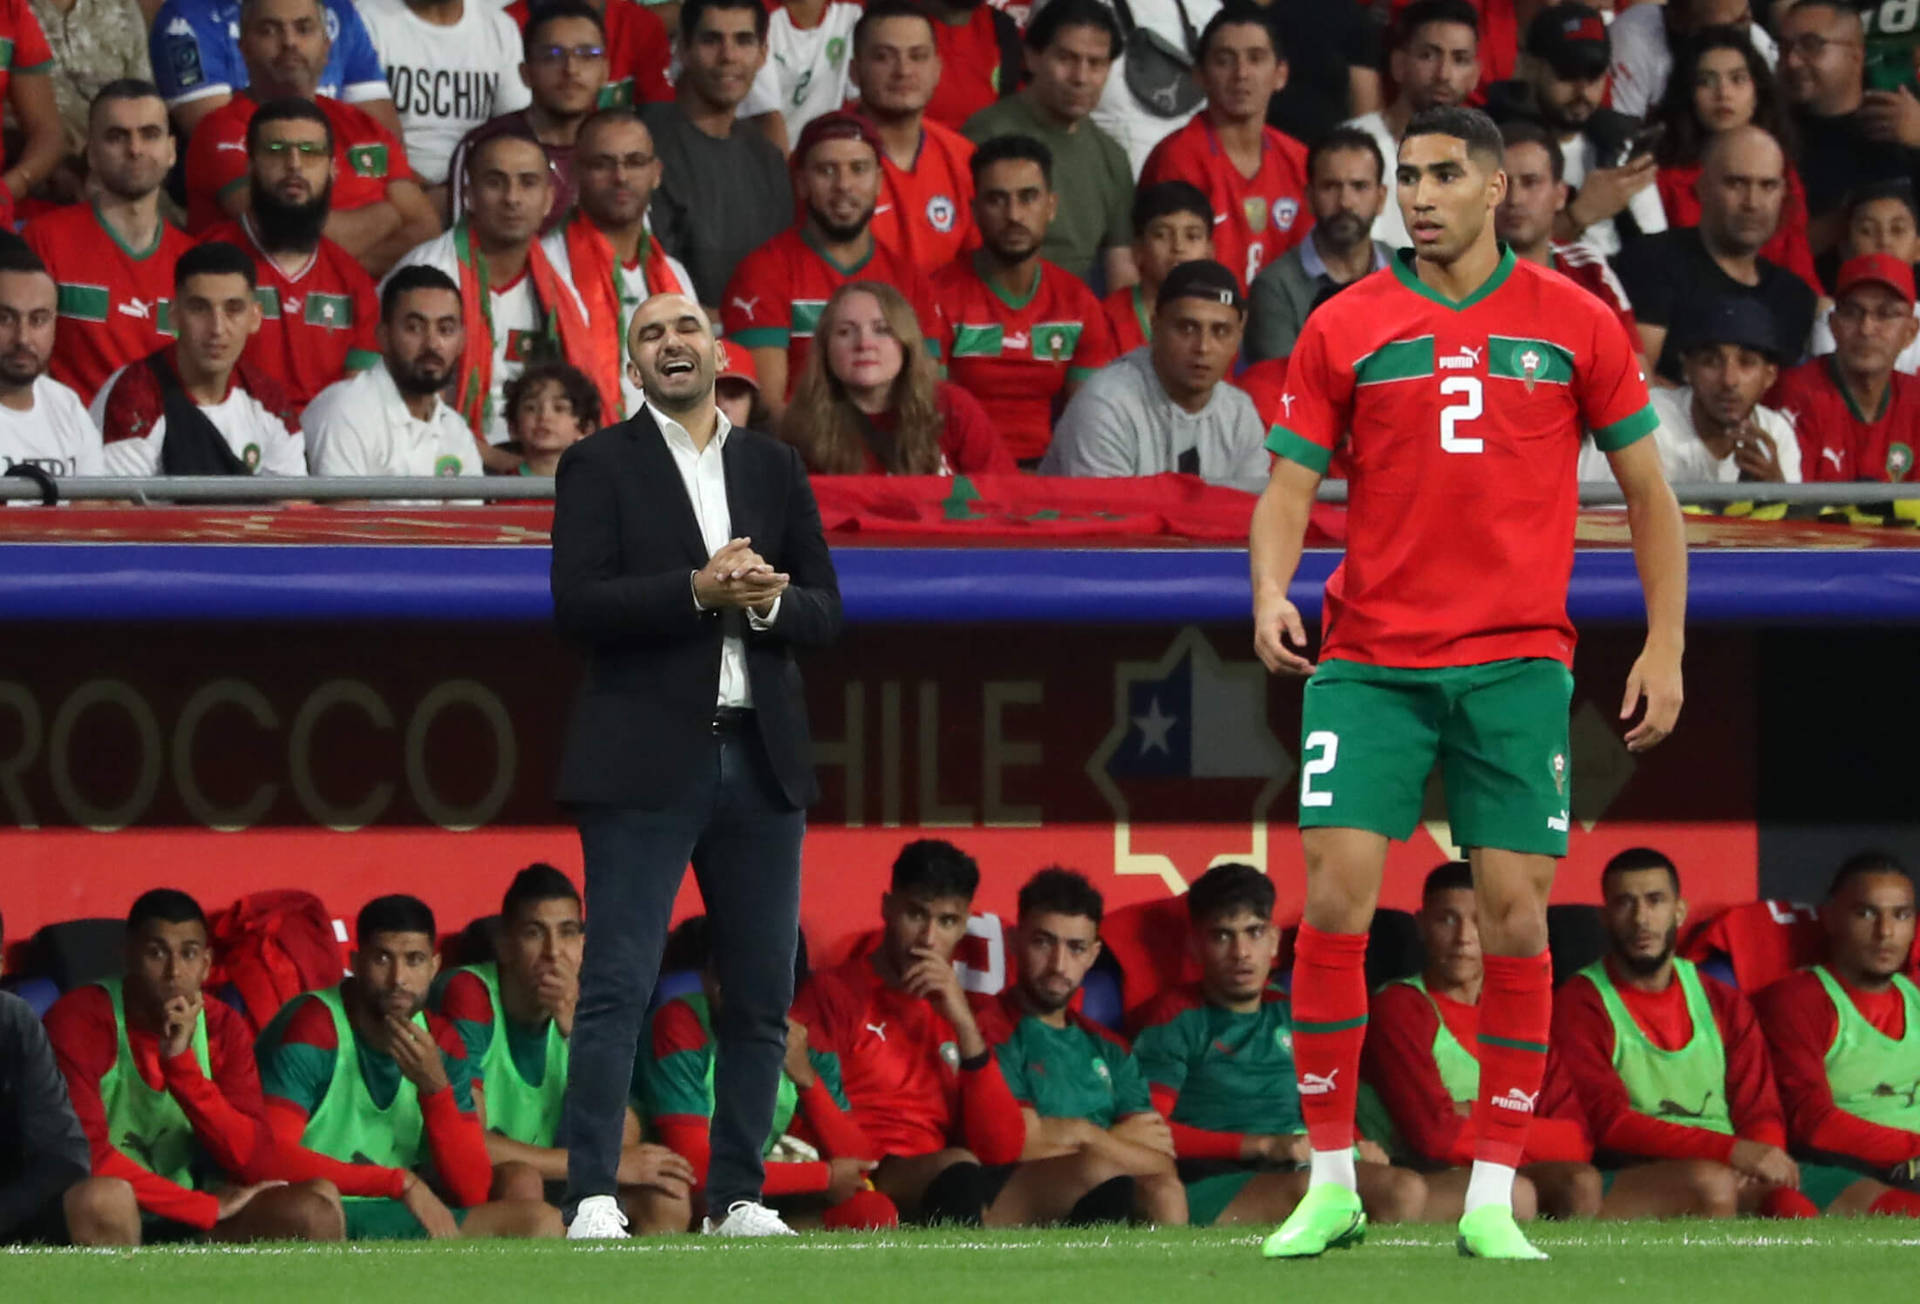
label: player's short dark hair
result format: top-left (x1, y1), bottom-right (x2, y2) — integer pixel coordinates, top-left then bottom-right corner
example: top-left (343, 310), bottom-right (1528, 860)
top-left (890, 839), bottom-right (980, 902)
top-left (1196, 2), bottom-right (1280, 64)
top-left (240, 0), bottom-right (323, 23)
top-left (1025, 0), bottom-right (1122, 58)
top-left (501, 862), bottom-right (579, 920)
top-left (1602, 848), bottom-right (1681, 894)
top-left (1308, 125), bottom-right (1386, 185)
top-left (1403, 106), bottom-right (1506, 171)
top-left (1018, 867), bottom-right (1105, 926)
top-left (680, 0), bottom-right (769, 47)
top-left (88, 78), bottom-right (165, 127)
top-left (1826, 850), bottom-right (1913, 901)
top-left (381, 264), bottom-right (461, 322)
top-left (1422, 861), bottom-right (1474, 899)
top-left (1133, 180), bottom-right (1213, 234)
top-left (1500, 117), bottom-right (1565, 183)
top-left (504, 360), bottom-right (602, 434)
top-left (471, 123), bottom-right (549, 175)
top-left (127, 888), bottom-right (208, 933)
top-left (175, 241), bottom-right (257, 293)
top-left (0, 242), bottom-right (47, 277)
top-left (357, 894), bottom-right (436, 947)
top-left (1395, 0), bottom-right (1480, 48)
top-left (1845, 177), bottom-right (1920, 226)
top-left (247, 95), bottom-right (332, 155)
top-left (970, 133), bottom-right (1053, 187)
top-left (524, 0), bottom-right (605, 58)
top-left (1186, 863), bottom-right (1275, 925)
top-left (853, 0), bottom-right (934, 55)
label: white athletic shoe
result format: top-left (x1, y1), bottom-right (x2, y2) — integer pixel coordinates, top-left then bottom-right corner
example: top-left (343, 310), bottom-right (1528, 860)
top-left (567, 1194), bottom-right (630, 1240)
top-left (702, 1200), bottom-right (798, 1237)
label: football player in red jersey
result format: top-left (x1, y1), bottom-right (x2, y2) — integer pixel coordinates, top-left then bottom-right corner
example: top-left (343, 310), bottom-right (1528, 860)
top-left (1250, 104), bottom-right (1686, 1261)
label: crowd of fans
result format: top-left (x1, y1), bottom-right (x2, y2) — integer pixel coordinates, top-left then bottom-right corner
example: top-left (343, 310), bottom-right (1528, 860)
top-left (0, 0), bottom-right (1907, 491)
top-left (5, 841), bottom-right (1920, 1243)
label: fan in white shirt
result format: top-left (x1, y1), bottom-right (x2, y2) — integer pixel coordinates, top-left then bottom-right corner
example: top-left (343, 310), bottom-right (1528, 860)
top-left (358, 0), bottom-right (533, 193)
top-left (1579, 298), bottom-right (1801, 486)
top-left (739, 0), bottom-right (864, 145)
top-left (0, 250), bottom-right (103, 480)
top-left (306, 265), bottom-right (482, 477)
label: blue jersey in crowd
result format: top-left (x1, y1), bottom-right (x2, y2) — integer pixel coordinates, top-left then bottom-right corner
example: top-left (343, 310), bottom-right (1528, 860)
top-left (149, 0), bottom-right (389, 108)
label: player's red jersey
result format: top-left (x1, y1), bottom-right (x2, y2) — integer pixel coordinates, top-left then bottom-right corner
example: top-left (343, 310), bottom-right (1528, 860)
top-left (722, 228), bottom-right (942, 394)
top-left (505, 0), bottom-right (673, 107)
top-left (202, 217), bottom-right (381, 408)
top-left (932, 254), bottom-right (1117, 462)
top-left (1769, 357), bottom-right (1920, 484)
top-left (24, 202), bottom-right (195, 405)
top-left (1269, 247), bottom-right (1655, 668)
top-left (790, 954), bottom-right (992, 1158)
top-left (869, 116), bottom-right (979, 276)
top-left (184, 93), bottom-right (415, 234)
top-left (925, 6), bottom-right (1004, 131)
top-left (1103, 283), bottom-right (1150, 354)
top-left (1139, 116), bottom-right (1312, 290)
top-left (0, 0), bottom-right (51, 181)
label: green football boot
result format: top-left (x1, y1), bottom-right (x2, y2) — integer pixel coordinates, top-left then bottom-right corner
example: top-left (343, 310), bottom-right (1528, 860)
top-left (1456, 1204), bottom-right (1549, 1260)
top-left (1260, 1184), bottom-right (1366, 1259)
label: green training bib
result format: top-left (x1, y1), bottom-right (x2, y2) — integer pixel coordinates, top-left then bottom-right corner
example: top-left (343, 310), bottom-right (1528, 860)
top-left (97, 977), bottom-right (210, 1188)
top-left (1813, 966), bottom-right (1920, 1132)
top-left (456, 963), bottom-right (570, 1148)
top-left (1581, 957), bottom-right (1732, 1134)
top-left (299, 985), bottom-right (429, 1171)
top-left (1357, 976), bottom-right (1480, 1160)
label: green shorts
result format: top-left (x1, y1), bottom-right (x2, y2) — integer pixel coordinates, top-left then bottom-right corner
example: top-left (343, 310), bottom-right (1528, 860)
top-left (1182, 1170), bottom-right (1259, 1227)
top-left (343, 1197), bottom-right (473, 1241)
top-left (1799, 1162), bottom-right (1869, 1211)
top-left (1298, 657), bottom-right (1575, 857)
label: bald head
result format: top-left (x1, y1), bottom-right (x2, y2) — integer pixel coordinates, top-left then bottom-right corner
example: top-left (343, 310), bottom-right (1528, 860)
top-left (1699, 125), bottom-right (1787, 255)
top-left (627, 293), bottom-right (716, 414)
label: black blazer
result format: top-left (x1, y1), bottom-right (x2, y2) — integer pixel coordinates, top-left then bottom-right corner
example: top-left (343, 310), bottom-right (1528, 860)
top-left (550, 409), bottom-right (842, 811)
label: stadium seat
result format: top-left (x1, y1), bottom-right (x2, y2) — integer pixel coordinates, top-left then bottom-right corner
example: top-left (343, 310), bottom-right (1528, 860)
top-left (0, 973), bottom-right (59, 1018)
top-left (449, 914), bottom-right (501, 968)
top-left (650, 969), bottom-right (702, 1010)
top-left (1366, 907), bottom-right (1423, 989)
top-left (25, 918), bottom-right (123, 992)
top-left (1547, 905), bottom-right (1608, 986)
top-left (1079, 949), bottom-right (1125, 1032)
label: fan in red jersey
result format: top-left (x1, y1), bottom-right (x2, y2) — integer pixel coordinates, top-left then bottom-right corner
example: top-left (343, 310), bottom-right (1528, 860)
top-left (1139, 5), bottom-right (1311, 292)
top-left (23, 82), bottom-right (194, 407)
top-left (199, 98), bottom-right (382, 409)
top-left (1105, 182), bottom-right (1215, 356)
top-left (919, 0), bottom-right (1018, 131)
top-left (791, 840), bottom-right (1141, 1226)
top-left (1252, 105), bottom-right (1686, 1262)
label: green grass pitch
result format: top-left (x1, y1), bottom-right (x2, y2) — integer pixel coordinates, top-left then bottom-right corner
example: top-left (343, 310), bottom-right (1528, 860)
top-left (7, 1222), bottom-right (1917, 1304)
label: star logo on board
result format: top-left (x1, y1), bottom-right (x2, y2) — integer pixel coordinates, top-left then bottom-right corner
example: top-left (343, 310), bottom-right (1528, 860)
top-left (1086, 627), bottom-right (1292, 894)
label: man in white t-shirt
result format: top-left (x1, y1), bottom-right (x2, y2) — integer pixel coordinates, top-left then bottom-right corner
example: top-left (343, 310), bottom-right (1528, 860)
top-left (1580, 296), bottom-right (1801, 486)
top-left (94, 241), bottom-right (307, 477)
top-left (358, 0), bottom-right (534, 205)
top-left (305, 264), bottom-right (481, 477)
top-left (0, 245), bottom-right (103, 479)
top-left (739, 0), bottom-right (863, 147)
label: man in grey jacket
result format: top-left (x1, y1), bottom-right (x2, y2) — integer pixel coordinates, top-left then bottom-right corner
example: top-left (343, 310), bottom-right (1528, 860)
top-left (0, 908), bottom-right (97, 1245)
top-left (1042, 260), bottom-right (1268, 491)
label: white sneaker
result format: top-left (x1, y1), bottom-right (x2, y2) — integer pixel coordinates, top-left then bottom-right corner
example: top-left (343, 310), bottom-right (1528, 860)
top-left (702, 1200), bottom-right (797, 1237)
top-left (567, 1194), bottom-right (630, 1240)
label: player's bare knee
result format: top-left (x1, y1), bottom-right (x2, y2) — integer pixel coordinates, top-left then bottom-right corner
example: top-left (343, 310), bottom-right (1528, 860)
top-left (1370, 1169), bottom-right (1427, 1224)
top-left (511, 1200), bottom-right (566, 1238)
top-left (63, 1175), bottom-right (140, 1245)
top-left (490, 1160), bottom-right (545, 1202)
top-left (286, 1185), bottom-right (346, 1241)
top-left (1561, 1164), bottom-right (1605, 1218)
top-left (1689, 1162), bottom-right (1739, 1219)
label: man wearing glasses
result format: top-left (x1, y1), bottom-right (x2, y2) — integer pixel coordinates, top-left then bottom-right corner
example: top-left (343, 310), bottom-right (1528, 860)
top-left (200, 97), bottom-right (382, 408)
top-left (450, 3), bottom-right (612, 234)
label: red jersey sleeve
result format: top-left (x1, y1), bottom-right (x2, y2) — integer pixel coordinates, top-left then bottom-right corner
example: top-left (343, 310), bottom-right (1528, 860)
top-left (1361, 983), bottom-right (1473, 1167)
top-left (1756, 972), bottom-right (1920, 1165)
top-left (11, 0), bottom-right (52, 72)
top-left (1261, 312), bottom-right (1347, 475)
top-left (721, 244), bottom-right (790, 350)
top-left (437, 970), bottom-right (496, 1028)
top-left (348, 268), bottom-right (380, 367)
top-left (1709, 977), bottom-right (1789, 1148)
top-left (936, 382), bottom-right (1015, 473)
top-left (259, 995), bottom-right (412, 1200)
top-left (1136, 135), bottom-right (1191, 191)
top-left (1067, 283), bottom-right (1117, 381)
top-left (956, 1048), bottom-right (1026, 1165)
top-left (183, 106), bottom-right (250, 234)
top-left (419, 1010), bottom-right (493, 1207)
top-left (615, 0), bottom-right (674, 103)
top-left (162, 1000), bottom-right (278, 1185)
top-left (1148, 1082), bottom-right (1246, 1160)
top-left (1576, 295), bottom-right (1657, 452)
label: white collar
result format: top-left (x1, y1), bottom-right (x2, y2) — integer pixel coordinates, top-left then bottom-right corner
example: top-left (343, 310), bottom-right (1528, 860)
top-left (645, 398), bottom-right (731, 454)
top-left (372, 360), bottom-right (450, 425)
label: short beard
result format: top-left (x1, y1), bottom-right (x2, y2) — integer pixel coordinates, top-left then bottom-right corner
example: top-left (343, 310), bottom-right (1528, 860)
top-left (1020, 980), bottom-right (1072, 1016)
top-left (0, 355), bottom-right (41, 388)
top-left (389, 358), bottom-right (452, 397)
top-left (982, 237), bottom-right (1037, 267)
top-left (808, 201), bottom-right (874, 245)
top-left (1317, 212), bottom-right (1367, 251)
top-left (253, 179), bottom-right (331, 252)
top-left (1616, 927), bottom-right (1678, 977)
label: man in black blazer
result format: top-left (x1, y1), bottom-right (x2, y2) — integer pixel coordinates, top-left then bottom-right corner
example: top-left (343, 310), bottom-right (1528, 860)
top-left (550, 292), bottom-right (841, 1240)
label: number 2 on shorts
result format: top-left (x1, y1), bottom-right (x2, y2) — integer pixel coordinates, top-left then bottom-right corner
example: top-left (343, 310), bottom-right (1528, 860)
top-left (1300, 730), bottom-right (1339, 807)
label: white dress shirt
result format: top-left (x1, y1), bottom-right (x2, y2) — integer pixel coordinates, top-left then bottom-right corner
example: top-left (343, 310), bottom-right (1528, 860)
top-left (646, 400), bottom-right (781, 709)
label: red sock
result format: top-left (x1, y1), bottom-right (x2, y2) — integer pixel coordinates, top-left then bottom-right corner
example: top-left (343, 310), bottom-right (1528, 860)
top-left (1869, 1188), bottom-right (1920, 1218)
top-left (1292, 923), bottom-right (1371, 1152)
top-left (1762, 1187), bottom-right (1820, 1220)
top-left (1473, 951), bottom-right (1553, 1169)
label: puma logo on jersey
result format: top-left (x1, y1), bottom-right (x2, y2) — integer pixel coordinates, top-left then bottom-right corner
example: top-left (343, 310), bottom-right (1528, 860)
top-left (284, 295), bottom-right (302, 317)
top-left (1548, 811), bottom-right (1570, 832)
top-left (118, 298), bottom-right (152, 320)
top-left (1298, 1069), bottom-right (1339, 1096)
top-left (1823, 447), bottom-right (1846, 470)
top-left (865, 1021), bottom-right (887, 1041)
top-left (731, 295), bottom-right (761, 319)
top-left (1003, 331), bottom-right (1029, 352)
top-left (1490, 1087), bottom-right (1539, 1113)
top-left (216, 140), bottom-right (247, 153)
top-left (1440, 344), bottom-right (1483, 371)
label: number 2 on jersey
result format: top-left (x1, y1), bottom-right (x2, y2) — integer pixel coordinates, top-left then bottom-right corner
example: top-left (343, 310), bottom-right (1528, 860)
top-left (1438, 376), bottom-right (1483, 454)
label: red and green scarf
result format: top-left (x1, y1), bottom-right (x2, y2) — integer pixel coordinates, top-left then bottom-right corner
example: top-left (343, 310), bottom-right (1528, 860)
top-left (452, 222), bottom-right (603, 437)
top-left (563, 210), bottom-right (685, 421)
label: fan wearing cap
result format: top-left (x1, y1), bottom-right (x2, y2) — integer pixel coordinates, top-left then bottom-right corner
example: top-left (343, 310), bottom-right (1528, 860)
top-left (714, 341), bottom-right (767, 429)
top-left (1345, 0), bottom-right (1482, 252)
top-left (1810, 181), bottom-right (1920, 375)
top-left (931, 134), bottom-right (1117, 467)
top-left (1138, 4), bottom-right (1312, 293)
top-left (721, 109), bottom-right (941, 422)
top-left (1578, 296), bottom-right (1801, 489)
top-left (1041, 260), bottom-right (1268, 490)
top-left (1485, 3), bottom-right (1666, 258)
top-left (1769, 253), bottom-right (1920, 484)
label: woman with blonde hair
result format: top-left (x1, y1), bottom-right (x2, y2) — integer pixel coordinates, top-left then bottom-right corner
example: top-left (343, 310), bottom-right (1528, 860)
top-left (781, 281), bottom-right (1013, 474)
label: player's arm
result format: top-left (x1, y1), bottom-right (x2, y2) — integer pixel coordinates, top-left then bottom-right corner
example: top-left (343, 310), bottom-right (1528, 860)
top-left (161, 1006), bottom-right (280, 1183)
top-left (3, 69), bottom-right (66, 210)
top-left (258, 998), bottom-right (412, 1198)
top-left (1756, 975), bottom-right (1920, 1165)
top-left (412, 1019), bottom-right (497, 1207)
top-left (1250, 456), bottom-right (1322, 677)
top-left (1717, 984), bottom-right (1802, 1186)
top-left (1362, 986), bottom-right (1474, 1167)
top-left (1605, 433), bottom-right (1686, 752)
top-left (362, 178), bottom-right (443, 281)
